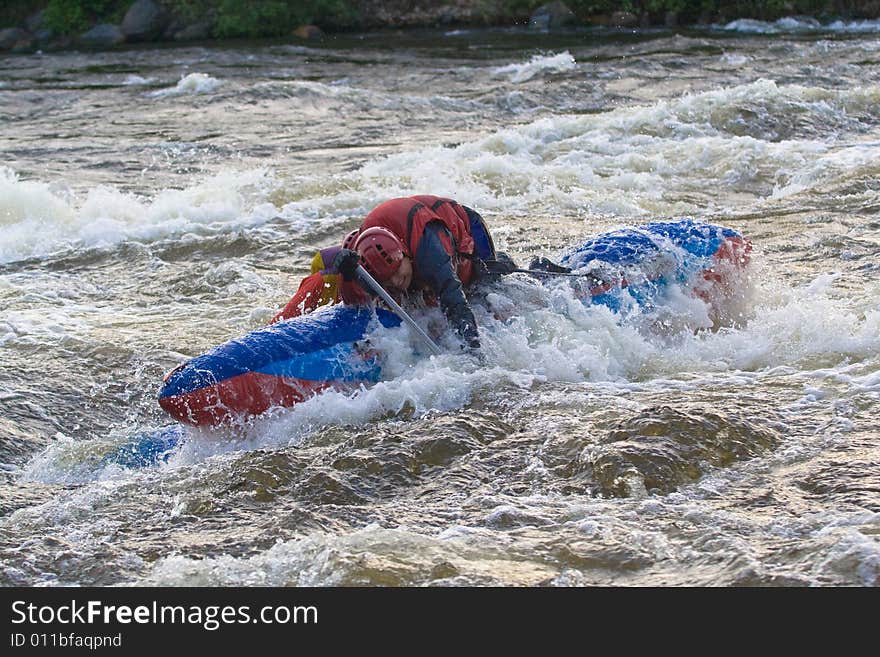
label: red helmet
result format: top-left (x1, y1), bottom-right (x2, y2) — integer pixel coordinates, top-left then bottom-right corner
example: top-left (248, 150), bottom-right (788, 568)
top-left (355, 227), bottom-right (407, 281)
top-left (342, 228), bottom-right (360, 250)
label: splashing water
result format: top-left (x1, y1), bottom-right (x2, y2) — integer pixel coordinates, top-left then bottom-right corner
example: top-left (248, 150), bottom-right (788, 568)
top-left (1, 26), bottom-right (878, 587)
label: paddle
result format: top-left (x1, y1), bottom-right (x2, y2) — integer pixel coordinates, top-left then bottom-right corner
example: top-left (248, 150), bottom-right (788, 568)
top-left (482, 257), bottom-right (598, 279)
top-left (507, 267), bottom-right (597, 278)
top-left (355, 264), bottom-right (443, 356)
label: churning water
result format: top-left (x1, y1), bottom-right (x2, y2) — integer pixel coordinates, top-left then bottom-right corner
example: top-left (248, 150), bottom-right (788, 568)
top-left (1, 22), bottom-right (878, 586)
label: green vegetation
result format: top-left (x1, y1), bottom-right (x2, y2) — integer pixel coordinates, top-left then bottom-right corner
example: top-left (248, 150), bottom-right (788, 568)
top-left (213, 0), bottom-right (291, 37)
top-left (0, 0), bottom-right (359, 35)
top-left (0, 1), bottom-right (43, 28)
top-left (3, 1), bottom-right (880, 37)
top-left (212, 0), bottom-right (358, 37)
top-left (43, 0), bottom-right (129, 35)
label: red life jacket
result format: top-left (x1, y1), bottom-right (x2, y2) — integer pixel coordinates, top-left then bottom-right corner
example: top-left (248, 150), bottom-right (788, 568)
top-left (360, 196), bottom-right (477, 286)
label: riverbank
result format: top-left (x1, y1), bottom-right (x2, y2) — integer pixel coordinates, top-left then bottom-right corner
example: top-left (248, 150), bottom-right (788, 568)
top-left (2, 1), bottom-right (880, 53)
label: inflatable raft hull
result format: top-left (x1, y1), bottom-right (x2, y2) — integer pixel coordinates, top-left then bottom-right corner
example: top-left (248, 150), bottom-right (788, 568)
top-left (158, 307), bottom-right (400, 426)
top-left (560, 219), bottom-right (750, 311)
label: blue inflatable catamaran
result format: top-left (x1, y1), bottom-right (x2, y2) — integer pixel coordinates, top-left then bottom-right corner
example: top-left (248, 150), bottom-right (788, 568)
top-left (158, 219), bottom-right (750, 427)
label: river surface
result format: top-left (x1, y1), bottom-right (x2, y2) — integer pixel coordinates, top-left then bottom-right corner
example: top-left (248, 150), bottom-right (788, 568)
top-left (1, 19), bottom-right (879, 586)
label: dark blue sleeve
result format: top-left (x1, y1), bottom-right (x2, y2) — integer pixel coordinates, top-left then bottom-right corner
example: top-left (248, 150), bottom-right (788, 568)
top-left (415, 222), bottom-right (480, 349)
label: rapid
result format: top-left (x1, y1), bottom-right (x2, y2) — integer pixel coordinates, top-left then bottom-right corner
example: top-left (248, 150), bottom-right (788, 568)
top-left (1, 20), bottom-right (879, 586)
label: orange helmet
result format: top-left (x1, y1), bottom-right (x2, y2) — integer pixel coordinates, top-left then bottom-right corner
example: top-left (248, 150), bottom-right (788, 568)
top-left (355, 227), bottom-right (407, 281)
top-left (342, 228), bottom-right (360, 250)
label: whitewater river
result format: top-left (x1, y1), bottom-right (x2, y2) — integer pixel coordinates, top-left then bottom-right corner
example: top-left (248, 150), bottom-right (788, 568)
top-left (1, 19), bottom-right (878, 586)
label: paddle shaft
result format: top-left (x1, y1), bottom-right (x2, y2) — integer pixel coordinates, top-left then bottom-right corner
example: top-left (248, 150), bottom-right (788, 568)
top-left (481, 259), bottom-right (597, 279)
top-left (509, 267), bottom-right (598, 278)
top-left (355, 265), bottom-right (443, 356)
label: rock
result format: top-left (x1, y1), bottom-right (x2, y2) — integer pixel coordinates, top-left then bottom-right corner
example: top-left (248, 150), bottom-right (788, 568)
top-left (46, 34), bottom-right (75, 51)
top-left (33, 28), bottom-right (55, 45)
top-left (437, 9), bottom-right (456, 25)
top-left (161, 18), bottom-right (181, 39)
top-left (0, 28), bottom-right (33, 52)
top-left (292, 24), bottom-right (323, 39)
top-left (79, 24), bottom-right (125, 47)
top-left (173, 19), bottom-right (214, 41)
top-left (13, 36), bottom-right (37, 53)
top-left (121, 0), bottom-right (168, 42)
top-left (25, 10), bottom-right (45, 33)
top-left (697, 10), bottom-right (714, 25)
top-left (529, 1), bottom-right (577, 30)
top-left (610, 11), bottom-right (638, 28)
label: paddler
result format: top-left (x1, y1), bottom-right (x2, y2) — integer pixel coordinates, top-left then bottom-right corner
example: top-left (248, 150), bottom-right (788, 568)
top-left (268, 228), bottom-right (361, 323)
top-left (331, 195), bottom-right (516, 353)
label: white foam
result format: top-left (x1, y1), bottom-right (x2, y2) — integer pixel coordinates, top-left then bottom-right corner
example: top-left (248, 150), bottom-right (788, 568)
top-left (141, 524), bottom-right (553, 586)
top-left (5, 80), bottom-right (877, 262)
top-left (719, 53), bottom-right (750, 67)
top-left (318, 79), bottom-right (880, 218)
top-left (0, 167), bottom-right (279, 263)
top-left (148, 72), bottom-right (223, 97)
top-left (492, 51), bottom-right (577, 83)
top-left (770, 142), bottom-right (880, 199)
top-left (720, 19), bottom-right (780, 34)
top-left (721, 17), bottom-right (880, 33)
top-left (123, 75), bottom-right (155, 86)
top-left (826, 19), bottom-right (880, 33)
top-left (19, 434), bottom-right (127, 485)
top-left (850, 370), bottom-right (880, 392)
top-left (815, 517), bottom-right (880, 586)
top-left (251, 78), bottom-right (487, 115)
top-left (155, 262), bottom-right (879, 467)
